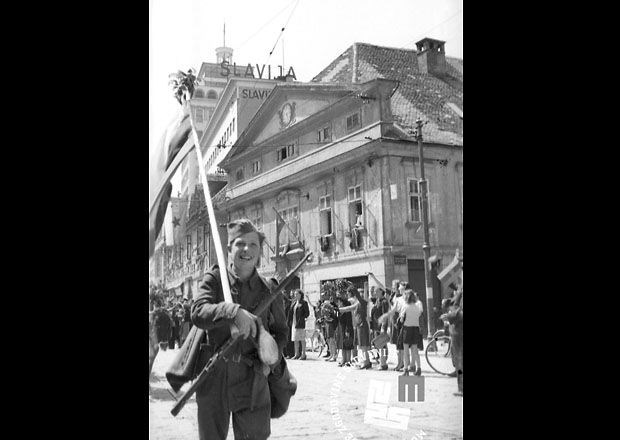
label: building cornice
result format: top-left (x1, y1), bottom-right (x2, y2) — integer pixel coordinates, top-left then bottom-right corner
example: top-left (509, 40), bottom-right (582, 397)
top-left (223, 122), bottom-right (383, 207)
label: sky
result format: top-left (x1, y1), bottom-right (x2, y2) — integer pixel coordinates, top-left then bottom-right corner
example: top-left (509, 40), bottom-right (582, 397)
top-left (149, 0), bottom-right (463, 155)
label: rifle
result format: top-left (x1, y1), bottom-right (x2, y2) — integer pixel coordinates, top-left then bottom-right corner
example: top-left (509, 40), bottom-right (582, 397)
top-left (170, 251), bottom-right (312, 416)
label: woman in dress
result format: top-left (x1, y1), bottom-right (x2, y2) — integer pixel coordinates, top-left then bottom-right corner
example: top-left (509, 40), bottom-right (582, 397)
top-left (335, 296), bottom-right (354, 366)
top-left (320, 300), bottom-right (339, 362)
top-left (400, 289), bottom-right (424, 375)
top-left (337, 286), bottom-right (372, 369)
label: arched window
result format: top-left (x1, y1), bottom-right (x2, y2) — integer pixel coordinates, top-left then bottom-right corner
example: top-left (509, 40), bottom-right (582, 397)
top-left (207, 90), bottom-right (218, 100)
top-left (193, 89), bottom-right (205, 98)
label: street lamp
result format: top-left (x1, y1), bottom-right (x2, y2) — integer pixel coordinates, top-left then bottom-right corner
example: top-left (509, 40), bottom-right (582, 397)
top-left (410, 117), bottom-right (435, 338)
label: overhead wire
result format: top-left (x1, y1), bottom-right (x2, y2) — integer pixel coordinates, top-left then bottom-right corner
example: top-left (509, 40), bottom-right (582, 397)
top-left (236, 0), bottom-right (299, 50)
top-left (268, 0), bottom-right (300, 56)
top-left (199, 0), bottom-right (305, 168)
top-left (410, 8), bottom-right (463, 44)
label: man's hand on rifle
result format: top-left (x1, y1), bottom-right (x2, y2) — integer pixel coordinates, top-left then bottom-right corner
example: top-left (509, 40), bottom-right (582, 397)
top-left (232, 308), bottom-right (258, 339)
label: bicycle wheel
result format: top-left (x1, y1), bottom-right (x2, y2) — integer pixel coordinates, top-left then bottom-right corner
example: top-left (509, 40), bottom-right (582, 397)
top-left (425, 335), bottom-right (456, 375)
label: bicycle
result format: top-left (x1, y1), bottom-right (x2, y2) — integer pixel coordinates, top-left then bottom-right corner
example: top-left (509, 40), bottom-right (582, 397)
top-left (425, 329), bottom-right (456, 376)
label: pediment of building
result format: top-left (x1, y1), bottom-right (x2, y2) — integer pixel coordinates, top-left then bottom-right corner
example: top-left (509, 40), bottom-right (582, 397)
top-left (229, 85), bottom-right (351, 161)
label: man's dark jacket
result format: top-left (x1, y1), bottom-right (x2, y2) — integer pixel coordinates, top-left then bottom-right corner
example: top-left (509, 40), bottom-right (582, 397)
top-left (189, 265), bottom-right (294, 418)
top-left (191, 265), bottom-right (288, 361)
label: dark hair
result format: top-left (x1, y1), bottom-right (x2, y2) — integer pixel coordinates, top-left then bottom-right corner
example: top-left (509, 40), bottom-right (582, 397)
top-left (294, 289), bottom-right (304, 300)
top-left (227, 218), bottom-right (266, 246)
top-left (347, 285), bottom-right (362, 301)
top-left (404, 289), bottom-right (417, 304)
top-left (399, 281), bottom-right (411, 289)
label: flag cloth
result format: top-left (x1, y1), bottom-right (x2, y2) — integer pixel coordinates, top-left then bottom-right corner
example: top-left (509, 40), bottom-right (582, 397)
top-left (274, 208), bottom-right (286, 253)
top-left (437, 251), bottom-right (462, 287)
top-left (149, 104), bottom-right (193, 258)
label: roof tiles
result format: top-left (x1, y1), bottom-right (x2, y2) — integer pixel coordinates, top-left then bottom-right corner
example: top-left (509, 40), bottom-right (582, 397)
top-left (312, 43), bottom-right (463, 145)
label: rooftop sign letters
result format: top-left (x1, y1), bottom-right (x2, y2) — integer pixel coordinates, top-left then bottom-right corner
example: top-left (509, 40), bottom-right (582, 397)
top-left (220, 61), bottom-right (297, 80)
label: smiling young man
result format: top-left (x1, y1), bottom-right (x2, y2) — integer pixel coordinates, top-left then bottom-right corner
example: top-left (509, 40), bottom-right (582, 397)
top-left (191, 219), bottom-right (289, 440)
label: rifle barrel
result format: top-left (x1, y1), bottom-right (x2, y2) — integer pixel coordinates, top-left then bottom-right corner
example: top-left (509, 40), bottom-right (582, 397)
top-left (170, 252), bottom-right (313, 416)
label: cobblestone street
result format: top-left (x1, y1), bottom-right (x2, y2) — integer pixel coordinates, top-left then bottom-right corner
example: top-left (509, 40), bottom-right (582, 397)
top-left (149, 344), bottom-right (463, 440)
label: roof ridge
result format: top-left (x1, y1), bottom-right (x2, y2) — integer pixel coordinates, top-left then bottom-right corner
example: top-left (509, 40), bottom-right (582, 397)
top-left (353, 41), bottom-right (463, 62)
top-left (353, 42), bottom-right (418, 53)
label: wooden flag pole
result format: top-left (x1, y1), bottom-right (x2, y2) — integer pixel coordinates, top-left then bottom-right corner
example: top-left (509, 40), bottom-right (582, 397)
top-left (186, 98), bottom-right (233, 304)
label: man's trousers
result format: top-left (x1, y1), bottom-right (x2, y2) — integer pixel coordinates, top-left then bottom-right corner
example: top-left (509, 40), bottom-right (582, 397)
top-left (196, 356), bottom-right (271, 440)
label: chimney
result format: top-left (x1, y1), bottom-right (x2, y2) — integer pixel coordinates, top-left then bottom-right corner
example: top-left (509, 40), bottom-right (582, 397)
top-left (415, 38), bottom-right (446, 75)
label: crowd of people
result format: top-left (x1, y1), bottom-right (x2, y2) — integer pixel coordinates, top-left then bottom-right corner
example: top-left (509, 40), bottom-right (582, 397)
top-left (149, 285), bottom-right (194, 350)
top-left (279, 279), bottom-right (430, 377)
top-left (150, 216), bottom-right (462, 440)
top-left (150, 276), bottom-right (462, 390)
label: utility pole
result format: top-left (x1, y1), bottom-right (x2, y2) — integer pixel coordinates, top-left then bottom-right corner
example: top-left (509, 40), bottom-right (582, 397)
top-left (412, 117), bottom-right (435, 337)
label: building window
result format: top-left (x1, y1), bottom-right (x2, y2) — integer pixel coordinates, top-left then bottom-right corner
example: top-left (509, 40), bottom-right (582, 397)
top-left (207, 90), bottom-right (218, 100)
top-left (347, 185), bottom-right (363, 228)
top-left (319, 195), bottom-right (332, 236)
top-left (197, 227), bottom-right (202, 252)
top-left (408, 179), bottom-right (421, 222)
top-left (186, 235), bottom-right (192, 259)
top-left (317, 126), bottom-right (331, 143)
top-left (277, 144), bottom-right (295, 162)
top-left (194, 89), bottom-right (205, 98)
top-left (195, 107), bottom-right (205, 123)
top-left (251, 160), bottom-right (261, 175)
top-left (235, 167), bottom-right (244, 182)
top-left (278, 206), bottom-right (299, 244)
top-left (408, 179), bottom-right (432, 222)
top-left (346, 112), bottom-right (361, 132)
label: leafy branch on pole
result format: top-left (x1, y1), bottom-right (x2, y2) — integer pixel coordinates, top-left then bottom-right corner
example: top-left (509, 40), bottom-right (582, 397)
top-left (168, 68), bottom-right (198, 105)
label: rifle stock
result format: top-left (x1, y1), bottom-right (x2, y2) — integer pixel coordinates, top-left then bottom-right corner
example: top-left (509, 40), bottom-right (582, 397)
top-left (170, 252), bottom-right (313, 416)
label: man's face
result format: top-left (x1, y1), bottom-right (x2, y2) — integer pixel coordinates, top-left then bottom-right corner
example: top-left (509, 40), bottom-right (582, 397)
top-left (228, 231), bottom-right (260, 272)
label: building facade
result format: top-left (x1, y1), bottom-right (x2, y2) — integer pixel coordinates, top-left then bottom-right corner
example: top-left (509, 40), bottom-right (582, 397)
top-left (150, 39), bottom-right (463, 324)
top-left (218, 39), bottom-right (462, 327)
